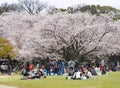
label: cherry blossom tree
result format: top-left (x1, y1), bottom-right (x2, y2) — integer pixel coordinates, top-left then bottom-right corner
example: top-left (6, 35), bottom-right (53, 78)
top-left (0, 12), bottom-right (120, 61)
top-left (40, 12), bottom-right (120, 61)
top-left (0, 12), bottom-right (42, 61)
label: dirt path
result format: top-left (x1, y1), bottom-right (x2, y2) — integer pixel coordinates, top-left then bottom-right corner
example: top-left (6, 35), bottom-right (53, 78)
top-left (0, 75), bottom-right (10, 78)
top-left (0, 85), bottom-right (17, 88)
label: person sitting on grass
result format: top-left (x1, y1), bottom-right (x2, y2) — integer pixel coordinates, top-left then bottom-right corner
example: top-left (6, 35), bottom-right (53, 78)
top-left (90, 66), bottom-right (97, 76)
top-left (101, 66), bottom-right (106, 75)
top-left (72, 68), bottom-right (83, 80)
top-left (32, 69), bottom-right (41, 79)
top-left (66, 67), bottom-right (74, 80)
top-left (86, 69), bottom-right (92, 79)
top-left (21, 69), bottom-right (35, 80)
top-left (21, 66), bottom-right (29, 77)
top-left (39, 66), bottom-right (47, 78)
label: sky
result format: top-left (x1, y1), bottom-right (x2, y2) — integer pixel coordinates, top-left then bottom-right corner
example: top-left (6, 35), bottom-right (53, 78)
top-left (0, 0), bottom-right (120, 9)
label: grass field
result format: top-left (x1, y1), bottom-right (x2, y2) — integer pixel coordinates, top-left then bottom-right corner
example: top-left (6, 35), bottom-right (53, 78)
top-left (0, 72), bottom-right (120, 88)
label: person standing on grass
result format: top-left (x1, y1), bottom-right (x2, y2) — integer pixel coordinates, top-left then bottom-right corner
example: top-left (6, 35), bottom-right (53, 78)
top-left (46, 62), bottom-right (51, 76)
top-left (0, 63), bottom-right (4, 75)
top-left (7, 62), bottom-right (12, 75)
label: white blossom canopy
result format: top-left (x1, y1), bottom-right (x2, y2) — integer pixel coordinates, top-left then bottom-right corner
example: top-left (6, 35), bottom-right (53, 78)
top-left (0, 12), bottom-right (120, 61)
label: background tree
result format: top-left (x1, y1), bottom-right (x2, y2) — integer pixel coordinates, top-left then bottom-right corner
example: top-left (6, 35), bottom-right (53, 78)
top-left (75, 5), bottom-right (120, 15)
top-left (0, 38), bottom-right (17, 59)
top-left (0, 3), bottom-right (20, 14)
top-left (113, 14), bottom-right (120, 21)
top-left (18, 0), bottom-right (47, 15)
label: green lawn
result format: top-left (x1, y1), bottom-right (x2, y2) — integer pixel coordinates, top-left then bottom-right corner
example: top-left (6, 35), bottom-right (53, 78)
top-left (0, 72), bottom-right (120, 88)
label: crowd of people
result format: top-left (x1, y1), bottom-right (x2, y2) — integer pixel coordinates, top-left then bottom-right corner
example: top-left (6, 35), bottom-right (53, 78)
top-left (20, 60), bottom-right (65, 79)
top-left (0, 58), bottom-right (120, 80)
top-left (20, 59), bottom-right (120, 80)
